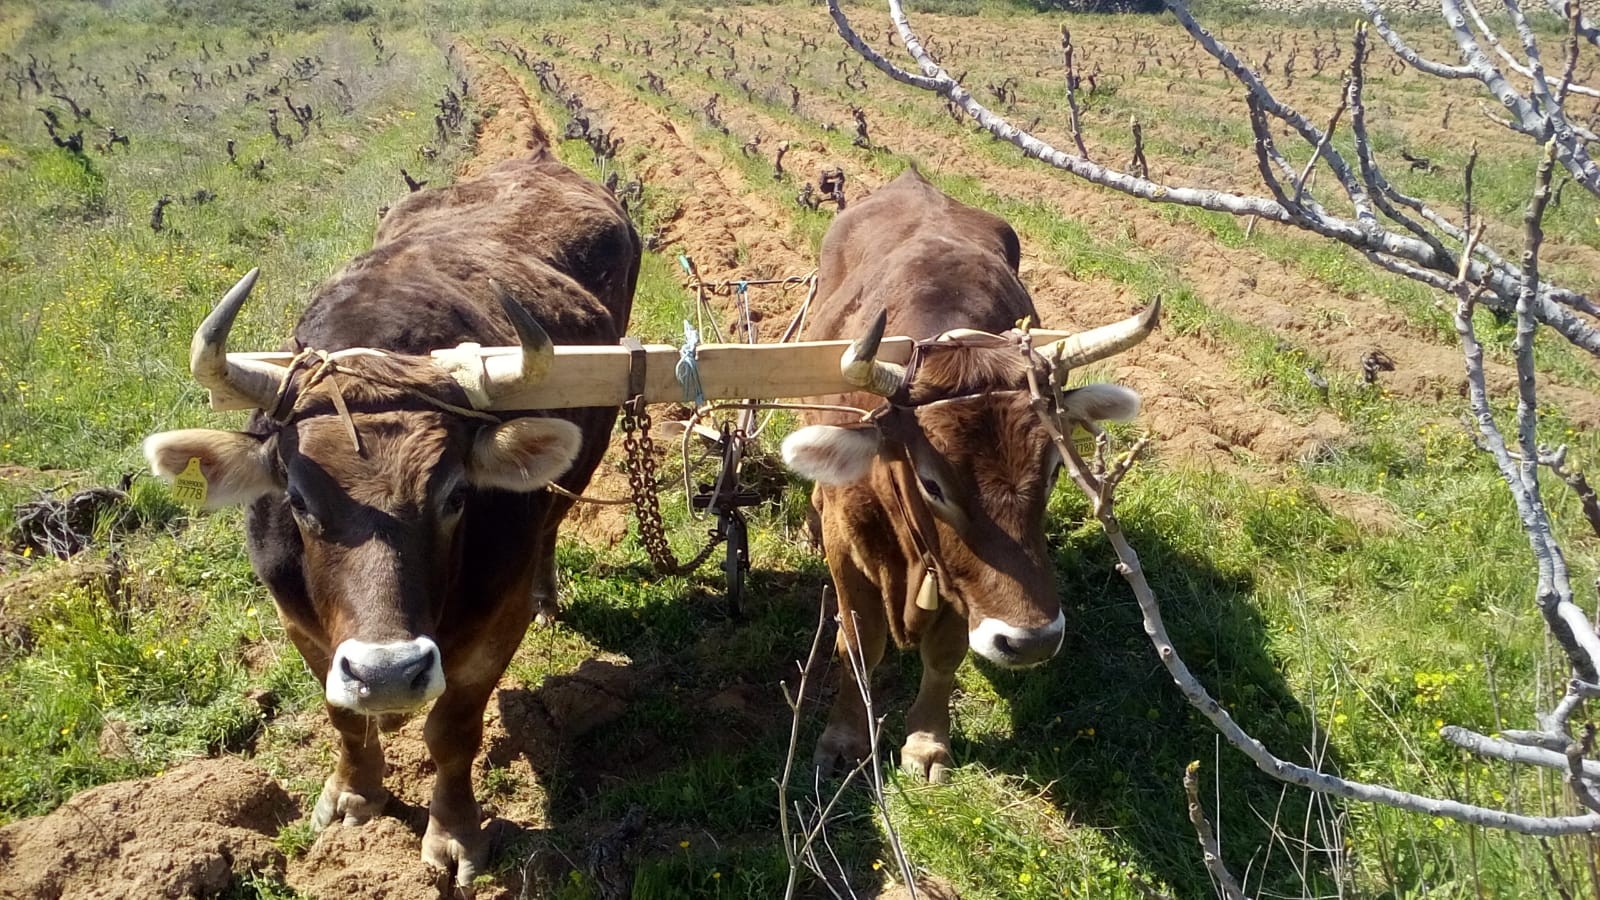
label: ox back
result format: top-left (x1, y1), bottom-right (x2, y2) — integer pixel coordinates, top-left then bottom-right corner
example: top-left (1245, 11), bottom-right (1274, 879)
top-left (784, 169), bottom-right (1146, 782)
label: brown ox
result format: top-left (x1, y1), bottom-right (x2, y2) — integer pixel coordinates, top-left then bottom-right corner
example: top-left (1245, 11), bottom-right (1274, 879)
top-left (143, 151), bottom-right (638, 890)
top-left (781, 170), bottom-right (1155, 781)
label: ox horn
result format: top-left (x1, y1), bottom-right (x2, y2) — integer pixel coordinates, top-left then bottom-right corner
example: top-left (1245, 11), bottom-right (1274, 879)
top-left (840, 309), bottom-right (906, 397)
top-left (1040, 297), bottom-right (1161, 376)
top-left (476, 287), bottom-right (555, 408)
top-left (190, 268), bottom-right (288, 409)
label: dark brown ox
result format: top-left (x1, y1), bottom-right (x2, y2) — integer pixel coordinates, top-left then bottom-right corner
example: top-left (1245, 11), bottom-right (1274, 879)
top-left (143, 151), bottom-right (638, 890)
top-left (780, 170), bottom-right (1155, 781)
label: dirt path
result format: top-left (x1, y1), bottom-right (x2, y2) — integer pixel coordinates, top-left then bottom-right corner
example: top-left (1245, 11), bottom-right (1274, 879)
top-left (497, 41), bottom-right (819, 328)
top-left (455, 40), bottom-right (556, 178)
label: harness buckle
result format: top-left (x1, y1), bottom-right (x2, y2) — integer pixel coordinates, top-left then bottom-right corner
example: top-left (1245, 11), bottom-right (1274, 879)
top-left (621, 336), bottom-right (646, 413)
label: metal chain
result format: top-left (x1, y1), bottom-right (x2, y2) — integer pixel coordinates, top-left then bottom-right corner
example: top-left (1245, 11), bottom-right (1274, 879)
top-left (620, 397), bottom-right (721, 576)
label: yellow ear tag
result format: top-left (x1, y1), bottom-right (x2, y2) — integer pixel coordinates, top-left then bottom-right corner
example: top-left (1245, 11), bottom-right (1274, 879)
top-left (915, 568), bottom-right (940, 612)
top-left (171, 457), bottom-right (209, 506)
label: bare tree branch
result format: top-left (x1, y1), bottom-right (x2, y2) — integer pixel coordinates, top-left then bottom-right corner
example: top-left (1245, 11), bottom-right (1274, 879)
top-left (1442, 723), bottom-right (1600, 779)
top-left (1463, 0), bottom-right (1600, 98)
top-left (836, 0), bottom-right (1600, 862)
top-left (1060, 26), bottom-right (1090, 160)
top-left (1442, 0), bottom-right (1600, 191)
top-left (824, 0), bottom-right (1600, 355)
top-left (1185, 761), bottom-right (1251, 900)
top-left (1362, 0), bottom-right (1477, 78)
top-left (1010, 327), bottom-right (1600, 836)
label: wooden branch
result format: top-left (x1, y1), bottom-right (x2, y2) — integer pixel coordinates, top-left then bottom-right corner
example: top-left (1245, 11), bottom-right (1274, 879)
top-left (1061, 427), bottom-right (1600, 832)
top-left (1558, 0), bottom-right (1584, 105)
top-left (822, 0), bottom-right (942, 91)
top-left (1294, 92), bottom-right (1345, 208)
top-left (1566, 725), bottom-right (1600, 813)
top-left (1443, 0), bottom-right (1600, 194)
top-left (825, 0), bottom-right (1600, 357)
top-left (1513, 140), bottom-right (1600, 682)
top-left (1184, 762), bottom-right (1251, 900)
top-left (1009, 328), bottom-right (1600, 836)
top-left (1466, 0), bottom-right (1600, 99)
top-left (1442, 724), bottom-right (1600, 779)
top-left (1449, 179), bottom-right (1600, 690)
top-left (1360, 0), bottom-right (1476, 78)
top-left (1060, 26), bottom-right (1090, 160)
top-left (1246, 94), bottom-right (1303, 216)
top-left (1549, 0), bottom-right (1600, 49)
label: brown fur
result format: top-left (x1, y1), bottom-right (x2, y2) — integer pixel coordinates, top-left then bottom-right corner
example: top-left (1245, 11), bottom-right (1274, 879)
top-left (223, 152), bottom-right (641, 878)
top-left (801, 170), bottom-right (1099, 779)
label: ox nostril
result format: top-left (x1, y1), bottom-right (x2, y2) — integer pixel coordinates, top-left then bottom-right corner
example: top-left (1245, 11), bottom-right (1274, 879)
top-left (407, 646), bottom-right (438, 692)
top-left (971, 614), bottom-right (1066, 668)
top-left (326, 637), bottom-right (444, 712)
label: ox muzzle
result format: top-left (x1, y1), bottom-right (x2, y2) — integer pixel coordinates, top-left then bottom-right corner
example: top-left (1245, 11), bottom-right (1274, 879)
top-left (969, 611), bottom-right (1066, 669)
top-left (326, 637), bottom-right (445, 713)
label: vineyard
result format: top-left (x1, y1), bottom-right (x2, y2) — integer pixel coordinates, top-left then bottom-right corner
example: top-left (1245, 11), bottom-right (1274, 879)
top-left (2, 0), bottom-right (1600, 897)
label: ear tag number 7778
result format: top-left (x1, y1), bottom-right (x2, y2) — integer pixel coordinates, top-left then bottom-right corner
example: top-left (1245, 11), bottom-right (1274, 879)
top-left (171, 457), bottom-right (209, 506)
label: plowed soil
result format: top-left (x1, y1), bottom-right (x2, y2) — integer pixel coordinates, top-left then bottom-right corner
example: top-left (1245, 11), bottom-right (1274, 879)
top-left (0, 760), bottom-right (296, 900)
top-left (9, 5), bottom-right (1600, 899)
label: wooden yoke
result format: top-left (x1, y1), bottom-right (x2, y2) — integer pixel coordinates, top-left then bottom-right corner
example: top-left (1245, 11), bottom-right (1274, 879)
top-left (209, 330), bottom-right (1085, 412)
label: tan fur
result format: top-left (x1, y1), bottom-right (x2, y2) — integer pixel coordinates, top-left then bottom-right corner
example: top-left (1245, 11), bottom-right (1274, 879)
top-left (468, 418), bottom-right (582, 491)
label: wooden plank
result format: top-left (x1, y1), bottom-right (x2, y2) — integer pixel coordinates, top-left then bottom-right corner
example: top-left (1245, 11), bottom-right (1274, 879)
top-left (209, 337), bottom-right (917, 412)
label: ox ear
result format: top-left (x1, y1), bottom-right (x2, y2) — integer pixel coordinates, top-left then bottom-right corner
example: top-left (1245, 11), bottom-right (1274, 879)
top-left (143, 429), bottom-right (279, 509)
top-left (468, 417), bottom-right (583, 492)
top-left (1060, 383), bottom-right (1141, 423)
top-left (781, 423), bottom-right (881, 486)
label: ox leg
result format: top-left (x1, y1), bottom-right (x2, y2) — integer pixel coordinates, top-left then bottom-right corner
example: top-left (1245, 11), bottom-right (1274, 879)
top-left (422, 624), bottom-right (521, 896)
top-left (901, 608), bottom-right (967, 783)
top-left (312, 705), bottom-right (390, 829)
top-left (815, 570), bottom-right (887, 774)
top-left (804, 487), bottom-right (824, 550)
top-left (420, 678), bottom-right (498, 894)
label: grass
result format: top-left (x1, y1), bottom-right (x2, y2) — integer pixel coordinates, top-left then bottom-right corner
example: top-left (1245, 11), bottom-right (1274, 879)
top-left (3, 1), bottom-right (1600, 898)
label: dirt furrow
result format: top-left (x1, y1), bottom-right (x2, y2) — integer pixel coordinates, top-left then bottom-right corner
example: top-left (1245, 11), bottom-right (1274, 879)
top-left (699, 9), bottom-right (1600, 428)
top-left (494, 42), bottom-right (819, 330)
top-left (456, 41), bottom-right (556, 178)
top-left (554, 59), bottom-right (1344, 469)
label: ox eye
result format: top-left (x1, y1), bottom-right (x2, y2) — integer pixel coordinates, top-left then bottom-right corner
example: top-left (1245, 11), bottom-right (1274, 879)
top-left (286, 488), bottom-right (322, 533)
top-left (919, 477), bottom-right (946, 504)
top-left (441, 484), bottom-right (469, 516)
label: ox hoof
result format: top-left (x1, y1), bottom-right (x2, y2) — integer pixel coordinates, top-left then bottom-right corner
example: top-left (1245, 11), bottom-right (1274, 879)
top-left (311, 778), bottom-right (390, 831)
top-left (813, 724), bottom-right (871, 777)
top-left (900, 737), bottom-right (952, 783)
top-left (532, 596), bottom-right (560, 628)
top-left (423, 821), bottom-right (488, 898)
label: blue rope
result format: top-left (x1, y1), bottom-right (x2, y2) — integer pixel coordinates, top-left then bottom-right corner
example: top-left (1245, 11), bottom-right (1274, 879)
top-left (676, 320), bottom-right (706, 406)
